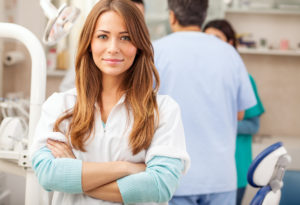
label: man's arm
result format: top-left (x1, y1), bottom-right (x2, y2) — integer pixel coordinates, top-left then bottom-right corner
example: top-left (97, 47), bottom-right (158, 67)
top-left (238, 110), bottom-right (245, 121)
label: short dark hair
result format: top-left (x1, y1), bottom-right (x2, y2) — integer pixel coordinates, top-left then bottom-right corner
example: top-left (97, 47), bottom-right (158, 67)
top-left (168, 0), bottom-right (208, 28)
top-left (131, 0), bottom-right (144, 5)
top-left (203, 19), bottom-right (237, 48)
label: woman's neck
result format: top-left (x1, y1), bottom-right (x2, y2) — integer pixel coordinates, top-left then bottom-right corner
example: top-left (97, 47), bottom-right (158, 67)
top-left (100, 75), bottom-right (124, 122)
top-left (102, 75), bottom-right (122, 95)
top-left (101, 75), bottom-right (124, 105)
top-left (173, 24), bottom-right (201, 32)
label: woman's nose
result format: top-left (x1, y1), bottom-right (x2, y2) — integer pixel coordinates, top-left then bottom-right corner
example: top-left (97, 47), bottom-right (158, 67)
top-left (107, 39), bottom-right (120, 54)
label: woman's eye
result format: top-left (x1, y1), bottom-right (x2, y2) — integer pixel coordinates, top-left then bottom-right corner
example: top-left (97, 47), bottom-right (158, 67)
top-left (121, 36), bottom-right (131, 41)
top-left (97, 35), bottom-right (107, 39)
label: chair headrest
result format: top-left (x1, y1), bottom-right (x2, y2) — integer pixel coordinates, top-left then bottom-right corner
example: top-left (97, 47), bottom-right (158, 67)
top-left (247, 142), bottom-right (286, 187)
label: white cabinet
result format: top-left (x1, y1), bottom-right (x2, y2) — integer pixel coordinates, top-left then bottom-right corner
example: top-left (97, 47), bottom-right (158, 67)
top-left (238, 47), bottom-right (300, 56)
top-left (224, 1), bottom-right (300, 56)
top-left (225, 7), bottom-right (300, 15)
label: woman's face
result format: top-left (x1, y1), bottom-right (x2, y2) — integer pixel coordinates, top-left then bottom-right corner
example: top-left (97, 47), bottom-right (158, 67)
top-left (204, 27), bottom-right (227, 42)
top-left (91, 11), bottom-right (137, 79)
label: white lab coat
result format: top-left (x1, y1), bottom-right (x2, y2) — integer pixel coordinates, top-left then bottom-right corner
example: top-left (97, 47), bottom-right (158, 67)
top-left (31, 88), bottom-right (190, 205)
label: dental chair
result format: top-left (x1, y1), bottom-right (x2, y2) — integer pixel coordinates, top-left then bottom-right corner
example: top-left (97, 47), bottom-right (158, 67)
top-left (247, 142), bottom-right (291, 205)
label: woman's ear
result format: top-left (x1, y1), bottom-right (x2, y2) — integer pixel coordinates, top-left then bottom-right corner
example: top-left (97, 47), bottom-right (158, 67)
top-left (169, 11), bottom-right (176, 26)
top-left (229, 39), bottom-right (234, 46)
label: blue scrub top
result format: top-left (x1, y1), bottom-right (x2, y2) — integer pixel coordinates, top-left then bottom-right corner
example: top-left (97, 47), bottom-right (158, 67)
top-left (153, 32), bottom-right (256, 195)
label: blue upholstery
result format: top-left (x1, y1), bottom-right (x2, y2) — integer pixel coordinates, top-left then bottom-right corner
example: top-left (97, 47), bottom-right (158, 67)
top-left (251, 186), bottom-right (272, 205)
top-left (280, 170), bottom-right (300, 205)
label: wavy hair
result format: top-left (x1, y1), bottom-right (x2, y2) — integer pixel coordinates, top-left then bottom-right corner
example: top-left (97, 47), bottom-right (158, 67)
top-left (54, 0), bottom-right (160, 155)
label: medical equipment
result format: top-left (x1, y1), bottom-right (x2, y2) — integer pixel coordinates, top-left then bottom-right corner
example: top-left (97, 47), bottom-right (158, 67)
top-left (4, 51), bottom-right (25, 66)
top-left (40, 0), bottom-right (80, 46)
top-left (0, 0), bottom-right (79, 203)
top-left (0, 117), bottom-right (27, 151)
top-left (247, 142), bottom-right (291, 205)
top-left (0, 22), bottom-right (46, 205)
top-left (0, 98), bottom-right (29, 152)
top-left (0, 172), bottom-right (10, 204)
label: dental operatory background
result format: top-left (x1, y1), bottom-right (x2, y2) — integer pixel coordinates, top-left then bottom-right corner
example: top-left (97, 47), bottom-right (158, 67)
top-left (0, 0), bottom-right (300, 204)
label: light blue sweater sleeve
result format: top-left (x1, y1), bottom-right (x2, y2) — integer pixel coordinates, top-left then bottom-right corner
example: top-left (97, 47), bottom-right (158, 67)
top-left (117, 156), bottom-right (184, 204)
top-left (32, 146), bottom-right (83, 193)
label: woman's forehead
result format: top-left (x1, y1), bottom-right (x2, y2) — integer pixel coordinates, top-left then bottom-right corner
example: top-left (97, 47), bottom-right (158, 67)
top-left (94, 11), bottom-right (127, 32)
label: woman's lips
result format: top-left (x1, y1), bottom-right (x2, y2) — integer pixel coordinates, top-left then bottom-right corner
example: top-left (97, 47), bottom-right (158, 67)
top-left (103, 58), bottom-right (124, 64)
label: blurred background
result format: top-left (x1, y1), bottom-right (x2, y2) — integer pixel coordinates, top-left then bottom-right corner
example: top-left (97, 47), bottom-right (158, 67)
top-left (0, 0), bottom-right (299, 204)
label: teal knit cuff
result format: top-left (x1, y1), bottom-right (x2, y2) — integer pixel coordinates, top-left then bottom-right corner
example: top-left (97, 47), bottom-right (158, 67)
top-left (117, 156), bottom-right (183, 204)
top-left (32, 147), bottom-right (83, 193)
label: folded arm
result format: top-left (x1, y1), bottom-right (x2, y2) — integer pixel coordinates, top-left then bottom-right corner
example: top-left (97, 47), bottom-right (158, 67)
top-left (85, 156), bottom-right (184, 203)
top-left (32, 146), bottom-right (183, 203)
top-left (32, 145), bottom-right (145, 194)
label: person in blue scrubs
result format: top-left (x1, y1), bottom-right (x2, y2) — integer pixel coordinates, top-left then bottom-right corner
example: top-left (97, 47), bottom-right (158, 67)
top-left (153, 1), bottom-right (257, 204)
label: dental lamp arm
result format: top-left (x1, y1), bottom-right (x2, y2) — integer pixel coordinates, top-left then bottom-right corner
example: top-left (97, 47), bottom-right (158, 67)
top-left (40, 0), bottom-right (60, 19)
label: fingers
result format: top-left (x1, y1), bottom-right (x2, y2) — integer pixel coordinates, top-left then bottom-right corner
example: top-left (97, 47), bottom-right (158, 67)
top-left (48, 139), bottom-right (71, 153)
top-left (47, 139), bottom-right (76, 159)
top-left (47, 143), bottom-right (61, 158)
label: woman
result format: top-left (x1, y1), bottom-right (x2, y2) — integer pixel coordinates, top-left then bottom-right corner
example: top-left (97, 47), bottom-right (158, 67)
top-left (31, 0), bottom-right (190, 204)
top-left (204, 19), bottom-right (265, 205)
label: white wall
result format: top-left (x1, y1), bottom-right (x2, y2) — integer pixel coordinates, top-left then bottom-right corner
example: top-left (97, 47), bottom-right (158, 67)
top-left (226, 12), bottom-right (300, 137)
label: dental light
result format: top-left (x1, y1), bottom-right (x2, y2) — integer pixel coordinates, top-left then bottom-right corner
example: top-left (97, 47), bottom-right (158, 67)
top-left (40, 0), bottom-right (80, 46)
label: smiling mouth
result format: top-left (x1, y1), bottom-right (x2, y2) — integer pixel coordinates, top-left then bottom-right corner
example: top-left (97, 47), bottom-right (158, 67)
top-left (102, 58), bottom-right (124, 63)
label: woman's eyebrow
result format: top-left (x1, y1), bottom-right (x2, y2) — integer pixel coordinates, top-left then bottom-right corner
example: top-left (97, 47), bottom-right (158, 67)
top-left (95, 30), bottom-right (128, 34)
top-left (95, 29), bottom-right (109, 33)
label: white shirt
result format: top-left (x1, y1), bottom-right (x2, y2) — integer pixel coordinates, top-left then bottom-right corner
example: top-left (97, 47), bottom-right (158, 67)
top-left (31, 88), bottom-right (190, 205)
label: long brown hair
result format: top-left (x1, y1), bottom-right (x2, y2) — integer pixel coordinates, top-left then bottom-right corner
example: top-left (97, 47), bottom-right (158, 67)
top-left (54, 0), bottom-right (160, 155)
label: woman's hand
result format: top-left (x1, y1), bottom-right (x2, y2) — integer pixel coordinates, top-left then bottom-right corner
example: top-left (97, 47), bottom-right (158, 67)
top-left (47, 139), bottom-right (76, 159)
